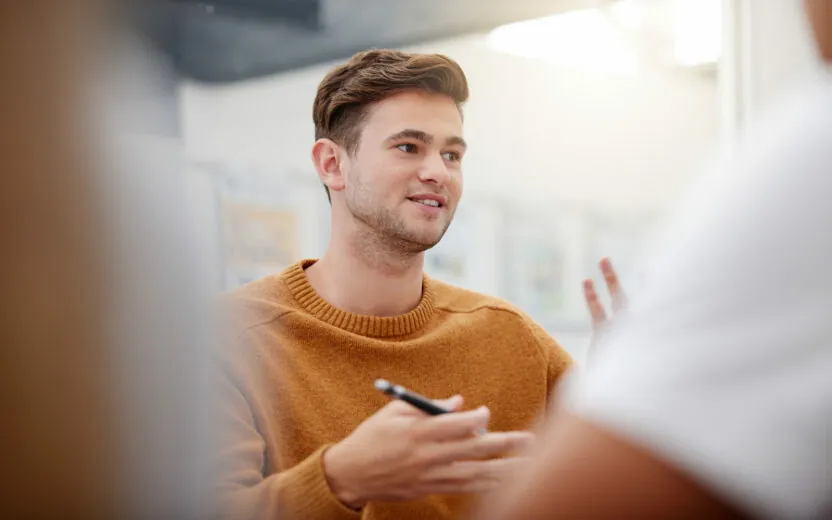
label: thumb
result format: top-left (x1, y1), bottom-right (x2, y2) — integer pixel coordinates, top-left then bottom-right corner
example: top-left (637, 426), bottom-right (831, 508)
top-left (433, 394), bottom-right (464, 412)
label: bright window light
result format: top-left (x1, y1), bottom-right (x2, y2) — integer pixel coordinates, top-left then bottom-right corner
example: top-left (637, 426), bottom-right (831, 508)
top-left (486, 8), bottom-right (639, 75)
top-left (608, 0), bottom-right (648, 33)
top-left (673, 0), bottom-right (722, 66)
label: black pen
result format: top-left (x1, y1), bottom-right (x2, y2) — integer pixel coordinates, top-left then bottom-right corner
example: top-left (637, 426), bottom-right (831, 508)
top-left (375, 379), bottom-right (488, 435)
top-left (374, 379), bottom-right (450, 415)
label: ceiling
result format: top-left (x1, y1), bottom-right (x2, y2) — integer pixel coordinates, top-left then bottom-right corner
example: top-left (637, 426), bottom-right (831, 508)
top-left (136, 0), bottom-right (597, 83)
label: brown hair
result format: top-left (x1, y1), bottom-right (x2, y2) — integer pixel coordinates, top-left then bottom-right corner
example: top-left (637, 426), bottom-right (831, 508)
top-left (313, 49), bottom-right (469, 201)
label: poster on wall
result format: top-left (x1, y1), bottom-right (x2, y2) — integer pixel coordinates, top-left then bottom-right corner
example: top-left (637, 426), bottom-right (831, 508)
top-left (220, 199), bottom-right (300, 288)
top-left (582, 209), bottom-right (658, 295)
top-left (426, 252), bottom-right (466, 281)
top-left (497, 205), bottom-right (571, 329)
top-left (525, 241), bottom-right (567, 316)
top-left (424, 206), bottom-right (473, 287)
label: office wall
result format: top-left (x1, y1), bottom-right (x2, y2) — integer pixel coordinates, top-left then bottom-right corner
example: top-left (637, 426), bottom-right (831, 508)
top-left (721, 0), bottom-right (821, 137)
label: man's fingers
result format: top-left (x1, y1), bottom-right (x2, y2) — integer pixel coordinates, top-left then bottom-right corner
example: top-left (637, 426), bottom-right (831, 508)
top-left (429, 431), bottom-right (535, 464)
top-left (424, 457), bottom-right (532, 493)
top-left (433, 395), bottom-right (464, 412)
top-left (600, 257), bottom-right (627, 313)
top-left (413, 406), bottom-right (491, 441)
top-left (583, 279), bottom-right (607, 327)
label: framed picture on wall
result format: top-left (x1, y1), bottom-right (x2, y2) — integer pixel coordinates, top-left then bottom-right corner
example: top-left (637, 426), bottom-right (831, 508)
top-left (424, 205), bottom-right (474, 287)
top-left (525, 240), bottom-right (567, 315)
top-left (220, 199), bottom-right (300, 288)
top-left (213, 163), bottom-right (304, 289)
top-left (498, 204), bottom-right (570, 326)
top-left (582, 209), bottom-right (657, 297)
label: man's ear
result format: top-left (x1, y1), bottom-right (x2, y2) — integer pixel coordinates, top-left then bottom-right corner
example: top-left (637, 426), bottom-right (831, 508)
top-left (311, 139), bottom-right (346, 195)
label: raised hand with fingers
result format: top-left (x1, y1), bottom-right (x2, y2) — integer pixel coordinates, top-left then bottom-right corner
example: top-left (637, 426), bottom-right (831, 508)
top-left (583, 257), bottom-right (628, 354)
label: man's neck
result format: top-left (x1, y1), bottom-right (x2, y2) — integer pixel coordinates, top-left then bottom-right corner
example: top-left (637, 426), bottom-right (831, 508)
top-left (305, 235), bottom-right (425, 317)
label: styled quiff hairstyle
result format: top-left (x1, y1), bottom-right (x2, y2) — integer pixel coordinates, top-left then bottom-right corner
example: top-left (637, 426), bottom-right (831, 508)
top-left (312, 49), bottom-right (469, 201)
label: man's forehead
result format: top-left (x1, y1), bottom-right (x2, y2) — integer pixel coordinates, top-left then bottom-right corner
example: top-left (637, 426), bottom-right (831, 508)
top-left (363, 92), bottom-right (463, 135)
top-left (370, 89), bottom-right (460, 114)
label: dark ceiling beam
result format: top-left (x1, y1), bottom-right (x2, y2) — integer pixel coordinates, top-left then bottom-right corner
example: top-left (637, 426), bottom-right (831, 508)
top-left (138, 0), bottom-right (594, 83)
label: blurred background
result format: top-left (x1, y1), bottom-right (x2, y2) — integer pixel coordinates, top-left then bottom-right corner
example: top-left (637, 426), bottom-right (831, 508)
top-left (133, 0), bottom-right (819, 362)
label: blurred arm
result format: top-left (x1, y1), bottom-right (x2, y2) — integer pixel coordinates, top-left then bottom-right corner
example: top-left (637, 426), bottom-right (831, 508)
top-left (209, 357), bottom-right (361, 520)
top-left (477, 408), bottom-right (742, 520)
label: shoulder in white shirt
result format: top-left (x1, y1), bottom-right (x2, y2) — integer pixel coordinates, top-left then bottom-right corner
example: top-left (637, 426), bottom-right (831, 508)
top-left (568, 71), bottom-right (832, 520)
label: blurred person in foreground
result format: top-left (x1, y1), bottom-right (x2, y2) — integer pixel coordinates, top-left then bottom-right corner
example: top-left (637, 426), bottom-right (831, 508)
top-left (478, 1), bottom-right (832, 519)
top-left (1, 1), bottom-right (215, 518)
top-left (0, 1), bottom-right (113, 517)
top-left (212, 49), bottom-right (622, 519)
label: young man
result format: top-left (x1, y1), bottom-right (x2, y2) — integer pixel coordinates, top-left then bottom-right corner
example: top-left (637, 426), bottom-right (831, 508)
top-left (479, 1), bottom-right (832, 519)
top-left (213, 50), bottom-right (620, 520)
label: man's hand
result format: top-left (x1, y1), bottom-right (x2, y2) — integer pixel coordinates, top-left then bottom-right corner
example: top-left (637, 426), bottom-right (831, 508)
top-left (583, 257), bottom-right (627, 352)
top-left (322, 395), bottom-right (534, 509)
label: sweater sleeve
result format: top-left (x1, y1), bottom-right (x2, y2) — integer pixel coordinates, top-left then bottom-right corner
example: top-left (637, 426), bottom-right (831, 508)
top-left (210, 360), bottom-right (362, 520)
top-left (546, 339), bottom-right (575, 395)
top-left (523, 318), bottom-right (575, 395)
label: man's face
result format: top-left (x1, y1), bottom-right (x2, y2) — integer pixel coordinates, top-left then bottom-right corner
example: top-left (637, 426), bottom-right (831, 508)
top-left (340, 90), bottom-right (465, 253)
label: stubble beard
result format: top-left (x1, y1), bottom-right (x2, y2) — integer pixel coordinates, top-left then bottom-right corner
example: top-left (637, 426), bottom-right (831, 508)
top-left (346, 183), bottom-right (454, 261)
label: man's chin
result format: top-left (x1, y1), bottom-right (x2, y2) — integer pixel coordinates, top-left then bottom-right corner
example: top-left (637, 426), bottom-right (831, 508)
top-left (407, 231), bottom-right (447, 251)
top-left (391, 229), bottom-right (445, 253)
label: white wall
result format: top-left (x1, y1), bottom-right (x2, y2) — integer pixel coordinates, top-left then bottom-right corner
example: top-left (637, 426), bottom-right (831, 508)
top-left (722, 0), bottom-right (821, 135)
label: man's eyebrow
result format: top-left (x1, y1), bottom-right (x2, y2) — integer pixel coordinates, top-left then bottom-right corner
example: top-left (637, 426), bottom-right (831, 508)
top-left (386, 129), bottom-right (467, 150)
top-left (386, 129), bottom-right (432, 144)
top-left (445, 136), bottom-right (467, 150)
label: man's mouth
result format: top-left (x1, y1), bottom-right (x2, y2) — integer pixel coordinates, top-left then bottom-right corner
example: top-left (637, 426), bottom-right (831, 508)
top-left (407, 195), bottom-right (446, 208)
top-left (409, 198), bottom-right (441, 208)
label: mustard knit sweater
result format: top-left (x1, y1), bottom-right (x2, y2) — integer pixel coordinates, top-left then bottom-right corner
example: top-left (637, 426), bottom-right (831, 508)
top-left (214, 259), bottom-right (573, 520)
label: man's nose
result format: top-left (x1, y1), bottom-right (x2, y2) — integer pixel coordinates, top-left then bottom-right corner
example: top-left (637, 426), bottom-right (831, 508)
top-left (418, 154), bottom-right (451, 185)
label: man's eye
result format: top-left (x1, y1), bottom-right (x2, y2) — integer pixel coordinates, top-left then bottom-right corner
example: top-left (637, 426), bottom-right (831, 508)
top-left (396, 143), bottom-right (418, 153)
top-left (442, 151), bottom-right (461, 162)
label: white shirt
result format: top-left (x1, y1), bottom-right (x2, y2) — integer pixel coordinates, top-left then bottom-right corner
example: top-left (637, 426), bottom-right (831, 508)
top-left (568, 70), bottom-right (832, 520)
